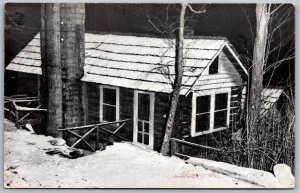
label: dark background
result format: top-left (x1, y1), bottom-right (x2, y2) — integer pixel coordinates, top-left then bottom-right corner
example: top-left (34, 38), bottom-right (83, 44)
top-left (4, 3), bottom-right (295, 95)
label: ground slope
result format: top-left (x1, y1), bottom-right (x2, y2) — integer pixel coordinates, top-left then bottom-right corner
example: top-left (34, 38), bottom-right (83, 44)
top-left (3, 119), bottom-right (284, 188)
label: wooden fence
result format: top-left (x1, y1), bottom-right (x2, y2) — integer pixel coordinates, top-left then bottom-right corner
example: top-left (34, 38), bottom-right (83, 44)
top-left (58, 119), bottom-right (131, 152)
top-left (4, 95), bottom-right (47, 129)
top-left (170, 138), bottom-right (222, 159)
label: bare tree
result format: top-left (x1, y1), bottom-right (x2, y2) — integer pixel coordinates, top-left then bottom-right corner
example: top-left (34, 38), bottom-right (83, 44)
top-left (247, 4), bottom-right (270, 144)
top-left (40, 3), bottom-right (63, 137)
top-left (235, 4), bottom-right (295, 169)
top-left (159, 4), bottom-right (205, 156)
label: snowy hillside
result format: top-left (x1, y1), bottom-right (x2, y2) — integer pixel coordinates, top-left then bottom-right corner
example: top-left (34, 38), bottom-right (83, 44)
top-left (3, 119), bottom-right (294, 188)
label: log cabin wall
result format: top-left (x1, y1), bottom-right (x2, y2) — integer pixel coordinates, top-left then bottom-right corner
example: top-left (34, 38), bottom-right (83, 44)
top-left (86, 83), bottom-right (135, 141)
top-left (85, 81), bottom-right (243, 152)
top-left (153, 92), bottom-right (170, 151)
top-left (230, 86), bottom-right (243, 131)
top-left (86, 82), bottom-right (100, 124)
top-left (17, 72), bottom-right (39, 96)
top-left (119, 87), bottom-right (134, 141)
top-left (152, 92), bottom-right (193, 152)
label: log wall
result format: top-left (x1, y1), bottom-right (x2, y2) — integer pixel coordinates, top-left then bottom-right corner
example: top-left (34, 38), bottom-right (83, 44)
top-left (17, 72), bottom-right (39, 96)
top-left (85, 83), bottom-right (243, 152)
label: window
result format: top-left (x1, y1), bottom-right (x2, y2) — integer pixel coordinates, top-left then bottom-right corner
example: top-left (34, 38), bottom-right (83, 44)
top-left (214, 93), bottom-right (228, 128)
top-left (191, 89), bottom-right (231, 136)
top-left (209, 56), bottom-right (219, 74)
top-left (195, 95), bottom-right (210, 132)
top-left (100, 86), bottom-right (119, 122)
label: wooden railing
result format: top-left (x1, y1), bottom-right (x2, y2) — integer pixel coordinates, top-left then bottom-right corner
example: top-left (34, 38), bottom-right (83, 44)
top-left (170, 138), bottom-right (222, 158)
top-left (58, 119), bottom-right (131, 152)
top-left (4, 95), bottom-right (47, 129)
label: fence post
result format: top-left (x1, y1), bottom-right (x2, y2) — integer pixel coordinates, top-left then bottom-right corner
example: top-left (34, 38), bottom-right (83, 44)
top-left (9, 101), bottom-right (13, 121)
top-left (170, 139), bottom-right (177, 156)
top-left (15, 107), bottom-right (19, 129)
top-left (95, 126), bottom-right (99, 150)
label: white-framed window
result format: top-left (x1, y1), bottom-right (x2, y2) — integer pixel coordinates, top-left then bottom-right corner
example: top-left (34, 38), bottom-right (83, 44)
top-left (191, 88), bottom-right (231, 137)
top-left (100, 85), bottom-right (120, 122)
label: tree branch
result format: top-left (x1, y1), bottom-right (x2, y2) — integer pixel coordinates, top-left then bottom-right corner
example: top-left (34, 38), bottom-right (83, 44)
top-left (270, 4), bottom-right (285, 15)
top-left (187, 4), bottom-right (206, 14)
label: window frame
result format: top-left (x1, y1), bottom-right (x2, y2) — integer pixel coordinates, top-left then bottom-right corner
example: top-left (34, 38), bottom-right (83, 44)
top-left (99, 85), bottom-right (120, 122)
top-left (191, 88), bottom-right (231, 137)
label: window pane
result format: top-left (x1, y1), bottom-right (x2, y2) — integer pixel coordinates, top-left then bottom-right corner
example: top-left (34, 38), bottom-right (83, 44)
top-left (137, 133), bottom-right (143, 143)
top-left (196, 113), bottom-right (210, 132)
top-left (144, 134), bottom-right (149, 145)
top-left (209, 56), bottom-right (218, 74)
top-left (138, 93), bottom-right (150, 121)
top-left (103, 88), bottom-right (116, 105)
top-left (103, 105), bottom-right (116, 121)
top-left (214, 110), bottom-right (227, 128)
top-left (144, 122), bottom-right (149, 133)
top-left (196, 95), bottom-right (210, 114)
top-left (215, 93), bottom-right (228, 110)
top-left (138, 121), bottom-right (143, 132)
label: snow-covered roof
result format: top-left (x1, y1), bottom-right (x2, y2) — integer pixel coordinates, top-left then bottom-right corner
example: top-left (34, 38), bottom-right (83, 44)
top-left (6, 33), bottom-right (247, 95)
top-left (6, 33), bottom-right (41, 75)
top-left (261, 88), bottom-right (283, 116)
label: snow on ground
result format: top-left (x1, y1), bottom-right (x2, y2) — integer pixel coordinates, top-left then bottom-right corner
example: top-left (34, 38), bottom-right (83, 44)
top-left (3, 119), bottom-right (289, 188)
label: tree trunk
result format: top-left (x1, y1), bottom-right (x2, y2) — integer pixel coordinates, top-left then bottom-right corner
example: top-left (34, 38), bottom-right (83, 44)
top-left (41, 3), bottom-right (63, 137)
top-left (160, 4), bottom-right (186, 156)
top-left (247, 4), bottom-right (270, 165)
top-left (60, 4), bottom-right (85, 128)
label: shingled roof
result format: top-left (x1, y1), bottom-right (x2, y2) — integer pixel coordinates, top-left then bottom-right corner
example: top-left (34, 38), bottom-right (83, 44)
top-left (6, 33), bottom-right (41, 75)
top-left (260, 88), bottom-right (284, 116)
top-left (6, 33), bottom-right (247, 95)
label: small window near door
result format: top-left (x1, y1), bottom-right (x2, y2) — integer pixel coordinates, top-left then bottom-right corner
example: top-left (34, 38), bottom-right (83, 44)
top-left (209, 56), bottom-right (219, 74)
top-left (100, 86), bottom-right (119, 122)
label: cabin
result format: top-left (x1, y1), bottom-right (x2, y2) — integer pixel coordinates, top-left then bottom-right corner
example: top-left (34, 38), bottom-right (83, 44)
top-left (6, 33), bottom-right (249, 152)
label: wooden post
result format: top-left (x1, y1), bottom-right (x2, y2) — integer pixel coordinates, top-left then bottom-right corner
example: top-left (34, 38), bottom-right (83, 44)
top-left (9, 101), bottom-right (13, 121)
top-left (15, 107), bottom-right (19, 129)
top-left (170, 139), bottom-right (177, 156)
top-left (95, 126), bottom-right (99, 150)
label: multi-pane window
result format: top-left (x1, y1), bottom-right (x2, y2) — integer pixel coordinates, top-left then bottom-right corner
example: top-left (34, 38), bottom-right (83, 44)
top-left (192, 90), bottom-right (230, 136)
top-left (214, 93), bottom-right (228, 128)
top-left (100, 86), bottom-right (119, 122)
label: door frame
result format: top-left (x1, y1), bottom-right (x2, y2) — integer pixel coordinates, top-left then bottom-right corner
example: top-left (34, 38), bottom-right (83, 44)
top-left (133, 90), bottom-right (155, 149)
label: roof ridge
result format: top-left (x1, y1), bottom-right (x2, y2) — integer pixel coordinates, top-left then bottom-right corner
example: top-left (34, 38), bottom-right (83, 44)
top-left (85, 31), bottom-right (229, 41)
